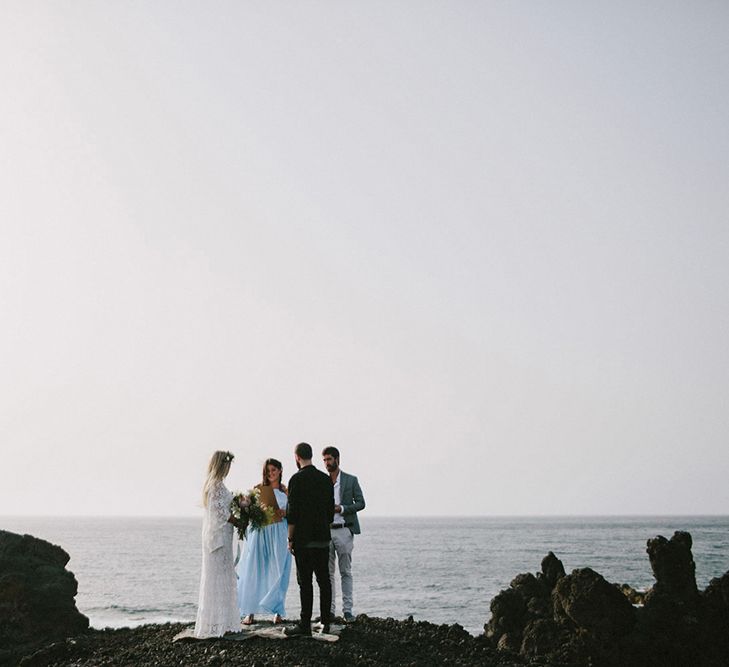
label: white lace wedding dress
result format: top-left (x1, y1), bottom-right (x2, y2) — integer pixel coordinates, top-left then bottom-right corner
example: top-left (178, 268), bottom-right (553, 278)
top-left (193, 481), bottom-right (240, 637)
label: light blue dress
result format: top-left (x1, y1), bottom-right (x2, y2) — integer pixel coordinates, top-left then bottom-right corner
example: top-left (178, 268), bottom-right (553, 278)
top-left (236, 487), bottom-right (292, 617)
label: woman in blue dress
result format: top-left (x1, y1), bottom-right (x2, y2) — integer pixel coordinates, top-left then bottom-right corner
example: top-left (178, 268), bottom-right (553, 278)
top-left (237, 458), bottom-right (292, 624)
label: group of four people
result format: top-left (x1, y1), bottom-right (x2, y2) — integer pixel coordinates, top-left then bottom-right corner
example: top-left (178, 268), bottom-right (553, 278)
top-left (194, 442), bottom-right (366, 638)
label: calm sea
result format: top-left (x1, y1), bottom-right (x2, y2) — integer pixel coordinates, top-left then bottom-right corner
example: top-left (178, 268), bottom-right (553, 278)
top-left (2, 516), bottom-right (727, 636)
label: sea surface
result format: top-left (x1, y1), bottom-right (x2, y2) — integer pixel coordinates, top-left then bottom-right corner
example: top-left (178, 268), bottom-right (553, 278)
top-left (2, 516), bottom-right (728, 636)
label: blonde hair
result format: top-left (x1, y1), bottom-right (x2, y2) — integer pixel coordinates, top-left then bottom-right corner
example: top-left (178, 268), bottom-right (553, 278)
top-left (202, 450), bottom-right (234, 507)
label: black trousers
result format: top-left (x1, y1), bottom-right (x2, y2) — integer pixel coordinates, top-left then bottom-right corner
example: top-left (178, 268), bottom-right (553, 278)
top-left (294, 547), bottom-right (331, 626)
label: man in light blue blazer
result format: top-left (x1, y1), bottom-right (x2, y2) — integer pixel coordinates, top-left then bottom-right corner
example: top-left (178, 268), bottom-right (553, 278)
top-left (322, 445), bottom-right (365, 622)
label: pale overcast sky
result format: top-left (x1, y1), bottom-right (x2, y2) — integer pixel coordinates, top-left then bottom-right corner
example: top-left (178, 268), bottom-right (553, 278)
top-left (1, 2), bottom-right (728, 517)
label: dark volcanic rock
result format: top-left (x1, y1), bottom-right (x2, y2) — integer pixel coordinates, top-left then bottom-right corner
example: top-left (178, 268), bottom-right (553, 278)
top-left (484, 556), bottom-right (562, 652)
top-left (618, 583), bottom-right (646, 605)
top-left (637, 531), bottom-right (702, 664)
top-left (519, 618), bottom-right (561, 659)
top-left (553, 567), bottom-right (635, 638)
top-left (538, 551), bottom-right (565, 591)
top-left (645, 531), bottom-right (698, 604)
top-left (483, 531), bottom-right (729, 667)
top-left (484, 586), bottom-right (527, 649)
top-left (700, 571), bottom-right (729, 665)
top-left (0, 530), bottom-right (88, 655)
top-left (702, 571), bottom-right (729, 620)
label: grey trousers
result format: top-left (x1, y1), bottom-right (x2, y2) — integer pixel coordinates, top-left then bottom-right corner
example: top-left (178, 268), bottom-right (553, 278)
top-left (328, 527), bottom-right (354, 616)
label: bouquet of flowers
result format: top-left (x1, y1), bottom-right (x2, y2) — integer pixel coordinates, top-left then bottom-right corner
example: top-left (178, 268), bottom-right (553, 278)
top-left (229, 488), bottom-right (276, 540)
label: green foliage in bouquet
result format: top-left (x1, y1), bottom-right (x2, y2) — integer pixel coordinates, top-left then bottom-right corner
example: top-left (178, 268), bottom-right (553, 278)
top-left (230, 488), bottom-right (276, 540)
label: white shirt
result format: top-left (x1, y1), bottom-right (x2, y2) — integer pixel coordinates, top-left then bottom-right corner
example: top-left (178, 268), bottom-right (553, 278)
top-left (332, 471), bottom-right (345, 525)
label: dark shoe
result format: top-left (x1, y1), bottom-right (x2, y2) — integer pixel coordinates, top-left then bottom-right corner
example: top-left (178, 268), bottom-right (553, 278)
top-left (343, 612), bottom-right (355, 623)
top-left (284, 624), bottom-right (312, 638)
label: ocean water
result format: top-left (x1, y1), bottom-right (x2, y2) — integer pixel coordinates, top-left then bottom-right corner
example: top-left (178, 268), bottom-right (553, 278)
top-left (2, 516), bottom-right (728, 636)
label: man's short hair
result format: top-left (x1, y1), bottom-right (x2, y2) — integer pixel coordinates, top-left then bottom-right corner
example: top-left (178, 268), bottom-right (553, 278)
top-left (322, 446), bottom-right (340, 460)
top-left (295, 442), bottom-right (313, 460)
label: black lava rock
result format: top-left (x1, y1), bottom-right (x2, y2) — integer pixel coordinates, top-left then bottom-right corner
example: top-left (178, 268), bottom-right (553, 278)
top-left (0, 530), bottom-right (89, 656)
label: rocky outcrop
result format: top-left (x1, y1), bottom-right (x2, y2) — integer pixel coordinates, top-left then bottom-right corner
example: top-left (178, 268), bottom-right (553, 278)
top-left (484, 551), bottom-right (568, 656)
top-left (700, 571), bottom-right (729, 665)
top-left (539, 550), bottom-right (565, 590)
top-left (633, 531), bottom-right (703, 665)
top-left (0, 530), bottom-right (88, 662)
top-left (484, 531), bottom-right (729, 667)
top-left (553, 567), bottom-right (636, 638)
top-left (645, 530), bottom-right (698, 605)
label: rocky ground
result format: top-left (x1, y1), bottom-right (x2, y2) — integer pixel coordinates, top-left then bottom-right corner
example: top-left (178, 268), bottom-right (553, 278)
top-left (11, 617), bottom-right (526, 667)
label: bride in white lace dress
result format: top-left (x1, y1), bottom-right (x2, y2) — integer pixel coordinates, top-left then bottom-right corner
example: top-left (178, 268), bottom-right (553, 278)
top-left (194, 450), bottom-right (241, 638)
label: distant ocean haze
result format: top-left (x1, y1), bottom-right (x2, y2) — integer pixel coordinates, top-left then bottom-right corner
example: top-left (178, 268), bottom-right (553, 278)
top-left (2, 516), bottom-right (727, 636)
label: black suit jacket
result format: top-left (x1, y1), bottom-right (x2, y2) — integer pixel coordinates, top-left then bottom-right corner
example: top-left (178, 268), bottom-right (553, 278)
top-left (287, 464), bottom-right (335, 546)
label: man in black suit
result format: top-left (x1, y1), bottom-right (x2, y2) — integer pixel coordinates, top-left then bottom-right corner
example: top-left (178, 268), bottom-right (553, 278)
top-left (284, 442), bottom-right (335, 637)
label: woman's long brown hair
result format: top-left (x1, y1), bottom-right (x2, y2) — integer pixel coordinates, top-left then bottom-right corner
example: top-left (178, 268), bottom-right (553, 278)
top-left (261, 458), bottom-right (286, 492)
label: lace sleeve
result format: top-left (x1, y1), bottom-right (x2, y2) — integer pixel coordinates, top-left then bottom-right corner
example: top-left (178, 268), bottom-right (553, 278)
top-left (203, 482), bottom-right (232, 553)
top-left (210, 483), bottom-right (231, 524)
